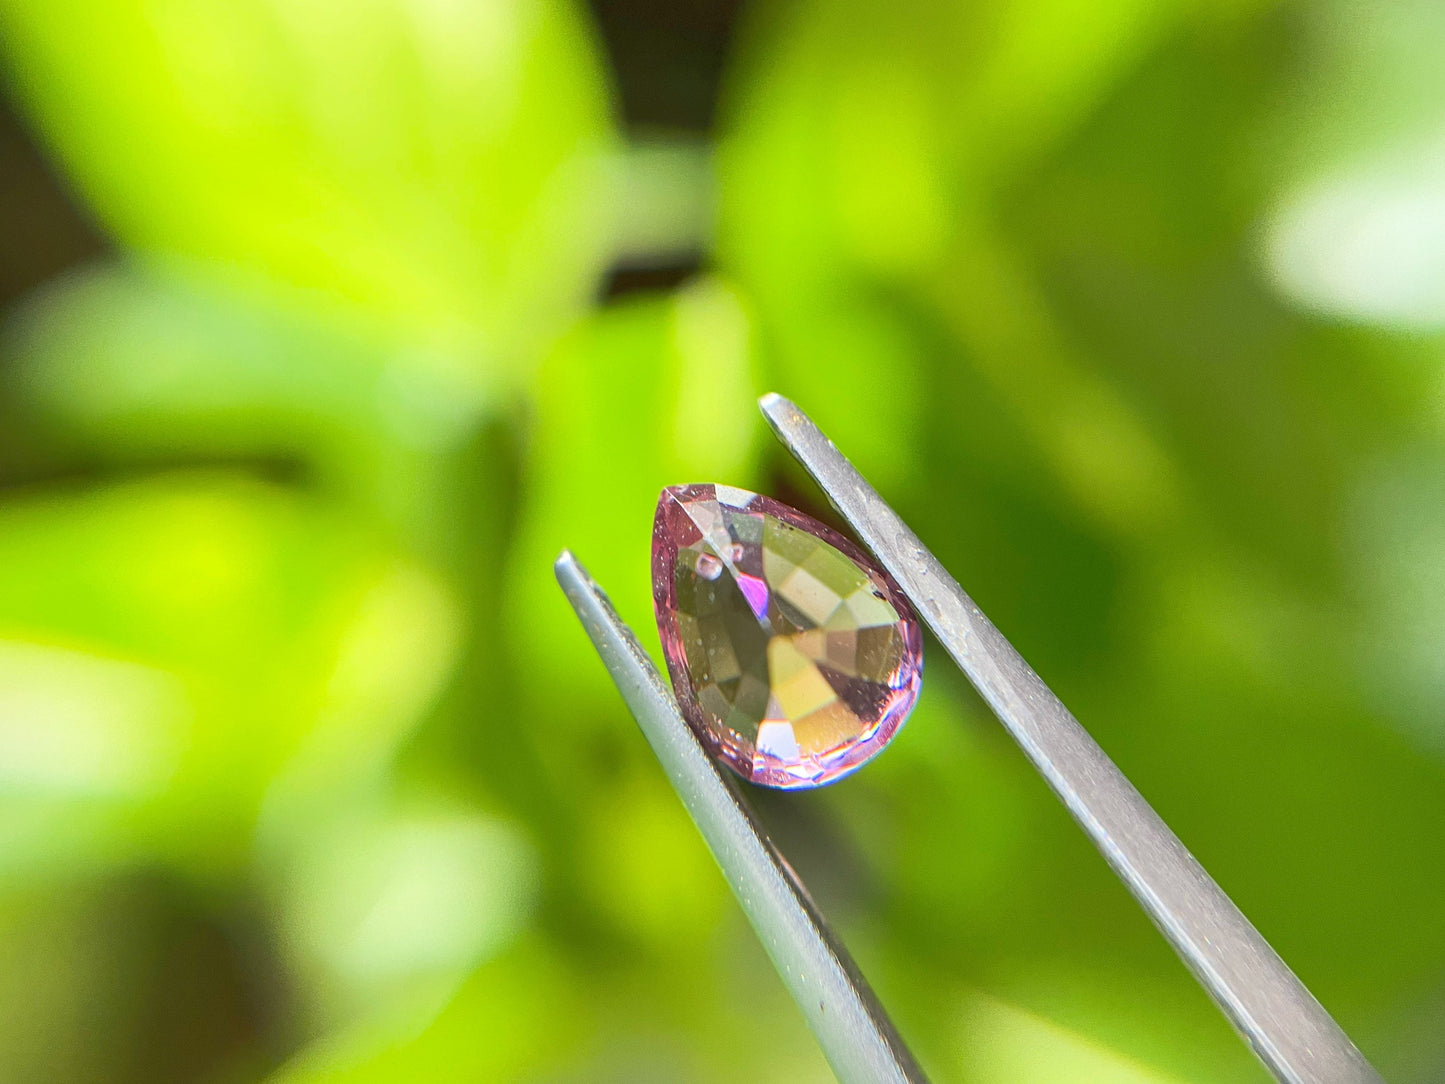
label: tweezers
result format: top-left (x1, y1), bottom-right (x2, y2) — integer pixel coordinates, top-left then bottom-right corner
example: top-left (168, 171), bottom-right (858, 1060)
top-left (555, 393), bottom-right (1383, 1084)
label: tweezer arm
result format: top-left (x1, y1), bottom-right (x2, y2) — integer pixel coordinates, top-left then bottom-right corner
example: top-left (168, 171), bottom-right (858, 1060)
top-left (555, 552), bottom-right (929, 1084)
top-left (759, 394), bottom-right (1382, 1084)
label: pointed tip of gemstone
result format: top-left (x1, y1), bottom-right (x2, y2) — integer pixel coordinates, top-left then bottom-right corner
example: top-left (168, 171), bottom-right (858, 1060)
top-left (651, 483), bottom-right (922, 790)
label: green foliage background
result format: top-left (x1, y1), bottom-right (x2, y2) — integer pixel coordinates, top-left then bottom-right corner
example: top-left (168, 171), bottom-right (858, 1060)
top-left (1, 0), bottom-right (1444, 1080)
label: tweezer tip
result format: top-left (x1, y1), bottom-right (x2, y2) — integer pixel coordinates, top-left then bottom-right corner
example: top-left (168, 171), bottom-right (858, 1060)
top-left (757, 391), bottom-right (793, 417)
top-left (554, 549), bottom-right (584, 583)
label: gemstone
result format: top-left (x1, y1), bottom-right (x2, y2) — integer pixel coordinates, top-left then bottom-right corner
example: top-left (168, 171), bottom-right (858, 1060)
top-left (651, 484), bottom-right (923, 789)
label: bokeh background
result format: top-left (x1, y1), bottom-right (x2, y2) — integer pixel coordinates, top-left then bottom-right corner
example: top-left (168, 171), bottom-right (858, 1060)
top-left (1, 0), bottom-right (1444, 1080)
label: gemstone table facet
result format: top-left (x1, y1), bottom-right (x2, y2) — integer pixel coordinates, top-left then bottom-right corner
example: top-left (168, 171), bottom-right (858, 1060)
top-left (651, 484), bottom-right (923, 789)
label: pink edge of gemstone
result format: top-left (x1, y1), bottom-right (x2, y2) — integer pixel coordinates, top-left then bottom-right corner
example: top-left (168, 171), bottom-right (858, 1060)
top-left (651, 483), bottom-right (923, 790)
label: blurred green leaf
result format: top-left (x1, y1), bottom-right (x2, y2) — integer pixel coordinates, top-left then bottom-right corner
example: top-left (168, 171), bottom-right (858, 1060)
top-left (0, 873), bottom-right (282, 1084)
top-left (1260, 0), bottom-right (1445, 328)
top-left (265, 803), bottom-right (538, 1031)
top-left (953, 991), bottom-right (1190, 1083)
top-left (0, 473), bottom-right (459, 877)
top-left (267, 937), bottom-right (585, 1084)
top-left (716, 0), bottom-right (1189, 509)
top-left (0, 259), bottom-right (493, 542)
top-left (0, 0), bottom-right (618, 387)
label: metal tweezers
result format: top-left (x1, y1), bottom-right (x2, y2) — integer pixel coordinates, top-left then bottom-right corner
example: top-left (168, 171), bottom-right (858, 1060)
top-left (555, 393), bottom-right (1384, 1084)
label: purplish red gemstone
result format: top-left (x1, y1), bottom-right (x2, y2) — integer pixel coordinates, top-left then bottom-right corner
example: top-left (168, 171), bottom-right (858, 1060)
top-left (651, 484), bottom-right (923, 789)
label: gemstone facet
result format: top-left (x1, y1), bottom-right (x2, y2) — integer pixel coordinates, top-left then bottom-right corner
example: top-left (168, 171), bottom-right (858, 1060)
top-left (651, 484), bottom-right (923, 789)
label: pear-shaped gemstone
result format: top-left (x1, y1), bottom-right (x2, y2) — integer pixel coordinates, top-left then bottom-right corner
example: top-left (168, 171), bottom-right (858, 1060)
top-left (651, 484), bottom-right (922, 789)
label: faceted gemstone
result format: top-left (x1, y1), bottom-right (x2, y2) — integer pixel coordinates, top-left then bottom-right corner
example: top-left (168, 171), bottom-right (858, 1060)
top-left (651, 484), bottom-right (923, 789)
